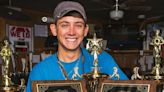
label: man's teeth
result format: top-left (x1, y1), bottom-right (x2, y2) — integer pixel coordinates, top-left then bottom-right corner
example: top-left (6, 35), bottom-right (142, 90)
top-left (67, 38), bottom-right (76, 41)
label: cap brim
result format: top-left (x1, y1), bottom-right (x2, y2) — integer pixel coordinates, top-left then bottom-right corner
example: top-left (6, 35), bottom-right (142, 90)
top-left (57, 8), bottom-right (86, 22)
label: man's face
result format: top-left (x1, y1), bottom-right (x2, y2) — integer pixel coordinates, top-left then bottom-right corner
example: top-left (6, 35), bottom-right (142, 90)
top-left (56, 16), bottom-right (88, 50)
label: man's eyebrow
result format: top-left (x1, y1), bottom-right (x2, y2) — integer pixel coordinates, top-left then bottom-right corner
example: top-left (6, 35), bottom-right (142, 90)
top-left (58, 21), bottom-right (85, 25)
top-left (58, 21), bottom-right (69, 24)
top-left (75, 21), bottom-right (85, 24)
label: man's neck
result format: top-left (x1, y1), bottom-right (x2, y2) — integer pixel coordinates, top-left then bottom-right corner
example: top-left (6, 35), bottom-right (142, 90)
top-left (57, 48), bottom-right (81, 62)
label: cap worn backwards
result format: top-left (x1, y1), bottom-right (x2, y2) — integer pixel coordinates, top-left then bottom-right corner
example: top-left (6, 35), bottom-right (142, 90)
top-left (53, 1), bottom-right (87, 23)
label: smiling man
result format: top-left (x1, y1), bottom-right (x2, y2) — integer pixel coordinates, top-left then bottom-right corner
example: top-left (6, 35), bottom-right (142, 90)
top-left (26, 1), bottom-right (128, 92)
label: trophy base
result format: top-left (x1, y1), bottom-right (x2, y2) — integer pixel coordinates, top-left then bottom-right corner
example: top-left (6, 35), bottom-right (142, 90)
top-left (144, 74), bottom-right (164, 80)
top-left (0, 85), bottom-right (17, 92)
top-left (82, 73), bottom-right (109, 92)
top-left (82, 73), bottom-right (109, 80)
top-left (1, 87), bottom-right (16, 92)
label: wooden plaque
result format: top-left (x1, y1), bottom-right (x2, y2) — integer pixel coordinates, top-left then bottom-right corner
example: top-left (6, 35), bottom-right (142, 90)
top-left (32, 80), bottom-right (87, 92)
top-left (98, 80), bottom-right (157, 92)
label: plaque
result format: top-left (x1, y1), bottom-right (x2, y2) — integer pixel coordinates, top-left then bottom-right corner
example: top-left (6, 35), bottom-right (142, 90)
top-left (99, 80), bottom-right (156, 92)
top-left (32, 80), bottom-right (87, 92)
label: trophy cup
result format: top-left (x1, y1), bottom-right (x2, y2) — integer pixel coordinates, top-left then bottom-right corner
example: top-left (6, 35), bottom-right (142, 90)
top-left (0, 39), bottom-right (16, 91)
top-left (83, 33), bottom-right (109, 92)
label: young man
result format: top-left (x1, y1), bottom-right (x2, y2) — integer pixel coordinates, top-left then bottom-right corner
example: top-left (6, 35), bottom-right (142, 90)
top-left (26, 1), bottom-right (128, 92)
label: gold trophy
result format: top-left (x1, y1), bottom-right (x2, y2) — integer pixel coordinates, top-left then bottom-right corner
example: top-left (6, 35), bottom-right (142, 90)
top-left (150, 30), bottom-right (164, 80)
top-left (0, 39), bottom-right (15, 91)
top-left (83, 33), bottom-right (109, 92)
top-left (146, 29), bottom-right (164, 80)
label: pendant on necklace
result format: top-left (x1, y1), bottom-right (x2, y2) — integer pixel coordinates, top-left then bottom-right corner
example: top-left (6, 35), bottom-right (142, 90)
top-left (72, 66), bottom-right (81, 80)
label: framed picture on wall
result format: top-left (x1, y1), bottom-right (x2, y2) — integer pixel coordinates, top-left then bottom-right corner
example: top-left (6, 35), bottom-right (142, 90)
top-left (32, 80), bottom-right (87, 92)
top-left (98, 80), bottom-right (157, 92)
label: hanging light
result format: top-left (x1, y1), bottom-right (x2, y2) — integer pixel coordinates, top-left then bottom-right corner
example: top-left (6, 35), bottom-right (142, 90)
top-left (110, 10), bottom-right (124, 20)
top-left (110, 0), bottom-right (124, 20)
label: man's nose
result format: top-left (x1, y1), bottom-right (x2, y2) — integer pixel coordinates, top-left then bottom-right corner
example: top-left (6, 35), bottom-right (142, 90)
top-left (69, 26), bottom-right (76, 35)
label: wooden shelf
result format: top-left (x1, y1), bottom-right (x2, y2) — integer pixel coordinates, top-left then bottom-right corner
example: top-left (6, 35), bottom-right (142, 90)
top-left (106, 50), bottom-right (153, 54)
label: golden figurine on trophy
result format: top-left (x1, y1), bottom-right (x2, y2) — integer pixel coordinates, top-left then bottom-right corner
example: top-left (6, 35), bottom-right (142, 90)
top-left (0, 39), bottom-right (15, 91)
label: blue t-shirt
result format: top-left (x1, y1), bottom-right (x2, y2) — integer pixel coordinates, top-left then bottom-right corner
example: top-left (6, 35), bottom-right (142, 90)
top-left (26, 48), bottom-right (128, 92)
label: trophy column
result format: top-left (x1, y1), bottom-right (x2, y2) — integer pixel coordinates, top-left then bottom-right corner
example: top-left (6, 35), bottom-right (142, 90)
top-left (148, 29), bottom-right (164, 80)
top-left (0, 40), bottom-right (16, 92)
top-left (132, 30), bottom-right (164, 81)
top-left (83, 33), bottom-right (109, 92)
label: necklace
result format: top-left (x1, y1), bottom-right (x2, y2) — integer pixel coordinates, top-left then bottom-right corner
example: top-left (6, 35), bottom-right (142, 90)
top-left (57, 54), bottom-right (81, 80)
